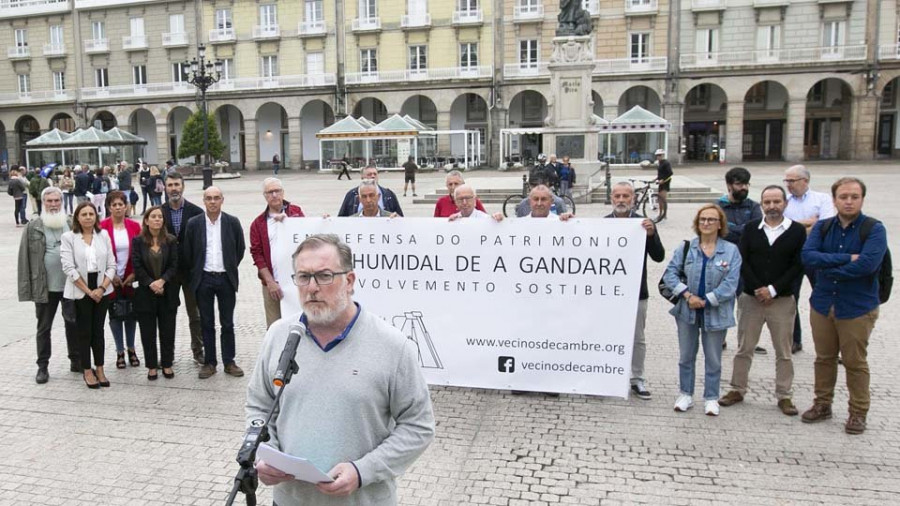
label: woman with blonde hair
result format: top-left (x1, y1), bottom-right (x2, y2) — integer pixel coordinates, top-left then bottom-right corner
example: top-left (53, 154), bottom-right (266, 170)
top-left (148, 166), bottom-right (163, 206)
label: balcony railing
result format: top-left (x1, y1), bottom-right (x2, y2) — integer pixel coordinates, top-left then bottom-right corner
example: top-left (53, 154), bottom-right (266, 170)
top-left (593, 56), bottom-right (667, 74)
top-left (513, 4), bottom-right (544, 21)
top-left (583, 0), bottom-right (600, 16)
top-left (690, 0), bottom-right (725, 10)
top-left (452, 9), bottom-right (483, 24)
top-left (252, 25), bottom-right (281, 39)
top-left (209, 28), bottom-right (235, 43)
top-left (352, 17), bottom-right (381, 32)
top-left (211, 74), bottom-right (337, 91)
top-left (42, 43), bottom-right (65, 56)
top-left (344, 65), bottom-right (491, 84)
top-left (879, 44), bottom-right (900, 60)
top-left (81, 81), bottom-right (194, 100)
top-left (0, 88), bottom-right (75, 105)
top-left (162, 32), bottom-right (188, 47)
top-left (503, 62), bottom-right (549, 78)
top-left (298, 20), bottom-right (326, 36)
top-left (624, 0), bottom-right (658, 15)
top-left (401, 13), bottom-right (431, 28)
top-left (0, 0), bottom-right (68, 20)
top-left (122, 35), bottom-right (147, 50)
top-left (680, 45), bottom-right (867, 68)
top-left (84, 38), bottom-right (109, 53)
top-left (7, 46), bottom-right (30, 58)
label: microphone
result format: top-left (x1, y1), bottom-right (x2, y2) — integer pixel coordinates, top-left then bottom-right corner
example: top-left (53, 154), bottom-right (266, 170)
top-left (273, 323), bottom-right (305, 387)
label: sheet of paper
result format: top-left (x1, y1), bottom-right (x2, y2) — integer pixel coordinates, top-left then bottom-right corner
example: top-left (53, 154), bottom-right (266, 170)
top-left (257, 445), bottom-right (335, 484)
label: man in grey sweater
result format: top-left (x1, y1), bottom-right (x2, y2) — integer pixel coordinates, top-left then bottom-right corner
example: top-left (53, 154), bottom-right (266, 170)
top-left (246, 234), bottom-right (435, 505)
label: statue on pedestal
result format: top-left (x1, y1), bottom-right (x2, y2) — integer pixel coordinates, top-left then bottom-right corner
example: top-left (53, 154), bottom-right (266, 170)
top-left (557, 0), bottom-right (593, 37)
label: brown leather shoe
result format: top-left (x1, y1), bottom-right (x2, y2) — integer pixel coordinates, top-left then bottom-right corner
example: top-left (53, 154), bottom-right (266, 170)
top-left (198, 364), bottom-right (216, 379)
top-left (778, 399), bottom-right (799, 416)
top-left (801, 403), bottom-right (832, 423)
top-left (224, 362), bottom-right (244, 377)
top-left (719, 390), bottom-right (744, 406)
top-left (845, 414), bottom-right (867, 435)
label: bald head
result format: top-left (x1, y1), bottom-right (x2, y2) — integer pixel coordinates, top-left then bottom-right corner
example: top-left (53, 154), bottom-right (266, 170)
top-left (203, 185), bottom-right (224, 217)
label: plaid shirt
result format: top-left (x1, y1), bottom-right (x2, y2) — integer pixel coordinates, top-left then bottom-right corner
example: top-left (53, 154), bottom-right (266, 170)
top-left (170, 206), bottom-right (184, 235)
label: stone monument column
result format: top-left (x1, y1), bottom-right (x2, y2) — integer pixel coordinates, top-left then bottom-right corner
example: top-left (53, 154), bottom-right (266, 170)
top-left (546, 35), bottom-right (598, 166)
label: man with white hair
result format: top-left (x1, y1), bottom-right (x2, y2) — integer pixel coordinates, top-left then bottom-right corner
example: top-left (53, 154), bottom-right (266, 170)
top-left (18, 186), bottom-right (80, 383)
top-left (783, 165), bottom-right (835, 353)
top-left (337, 166), bottom-right (403, 217)
top-left (448, 184), bottom-right (503, 221)
top-left (250, 178), bottom-right (306, 328)
top-left (522, 185), bottom-right (573, 221)
top-left (434, 170), bottom-right (487, 217)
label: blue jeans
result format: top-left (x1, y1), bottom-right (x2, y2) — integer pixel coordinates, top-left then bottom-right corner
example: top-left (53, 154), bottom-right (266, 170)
top-left (676, 319), bottom-right (726, 400)
top-left (63, 192), bottom-right (74, 214)
top-left (109, 316), bottom-right (137, 353)
top-left (196, 272), bottom-right (236, 366)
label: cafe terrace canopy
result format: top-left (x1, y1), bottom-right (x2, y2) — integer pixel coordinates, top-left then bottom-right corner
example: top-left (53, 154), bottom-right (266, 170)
top-left (25, 126), bottom-right (148, 169)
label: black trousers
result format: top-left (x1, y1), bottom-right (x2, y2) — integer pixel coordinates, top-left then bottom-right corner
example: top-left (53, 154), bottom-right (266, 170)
top-left (74, 273), bottom-right (110, 370)
top-left (34, 291), bottom-right (79, 367)
top-left (337, 164), bottom-right (351, 180)
top-left (196, 272), bottom-right (236, 366)
top-left (137, 297), bottom-right (177, 369)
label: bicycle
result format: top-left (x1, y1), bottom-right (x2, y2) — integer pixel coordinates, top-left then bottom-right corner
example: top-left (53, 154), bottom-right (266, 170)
top-left (630, 178), bottom-right (662, 223)
top-left (502, 174), bottom-right (576, 217)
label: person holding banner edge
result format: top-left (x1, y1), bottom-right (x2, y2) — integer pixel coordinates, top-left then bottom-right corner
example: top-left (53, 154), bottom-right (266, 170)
top-left (247, 234), bottom-right (435, 504)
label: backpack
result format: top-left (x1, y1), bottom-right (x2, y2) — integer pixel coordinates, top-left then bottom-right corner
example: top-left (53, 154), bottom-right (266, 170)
top-left (154, 177), bottom-right (165, 194)
top-left (819, 216), bottom-right (893, 304)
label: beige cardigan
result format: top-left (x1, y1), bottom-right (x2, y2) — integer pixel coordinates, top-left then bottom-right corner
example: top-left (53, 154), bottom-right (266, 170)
top-left (60, 229), bottom-right (116, 300)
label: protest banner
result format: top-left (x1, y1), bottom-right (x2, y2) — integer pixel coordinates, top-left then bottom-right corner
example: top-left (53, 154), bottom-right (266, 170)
top-left (274, 217), bottom-right (645, 397)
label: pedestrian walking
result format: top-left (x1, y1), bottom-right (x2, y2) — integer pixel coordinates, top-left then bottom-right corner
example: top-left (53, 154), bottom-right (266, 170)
top-left (336, 155), bottom-right (352, 180)
top-left (7, 168), bottom-right (28, 226)
top-left (272, 154), bottom-right (280, 175)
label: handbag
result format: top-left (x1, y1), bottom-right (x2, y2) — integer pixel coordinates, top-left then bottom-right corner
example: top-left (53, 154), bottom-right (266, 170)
top-left (658, 240), bottom-right (690, 305)
top-left (61, 298), bottom-right (76, 323)
top-left (109, 290), bottom-right (134, 320)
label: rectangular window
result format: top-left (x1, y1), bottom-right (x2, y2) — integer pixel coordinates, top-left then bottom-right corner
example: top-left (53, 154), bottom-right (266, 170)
top-left (172, 62), bottom-right (189, 83)
top-left (458, 0), bottom-right (478, 11)
top-left (216, 9), bottom-right (232, 30)
top-left (696, 28), bottom-right (718, 60)
top-left (305, 0), bottom-right (324, 21)
top-left (630, 32), bottom-right (650, 63)
top-left (130, 17), bottom-right (144, 37)
top-left (883, 80), bottom-right (895, 108)
top-left (306, 52), bottom-right (324, 74)
top-left (49, 25), bottom-right (63, 46)
top-left (460, 42), bottom-right (478, 68)
top-left (519, 0), bottom-right (539, 9)
top-left (409, 45), bottom-right (427, 71)
top-left (360, 48), bottom-right (377, 74)
top-left (169, 14), bottom-right (185, 34)
top-left (262, 55), bottom-right (278, 78)
top-left (14, 29), bottom-right (27, 47)
top-left (95, 68), bottom-right (109, 88)
top-left (92, 21), bottom-right (105, 40)
top-left (519, 40), bottom-right (538, 68)
top-left (823, 20), bottom-right (845, 48)
top-left (221, 58), bottom-right (235, 80)
top-left (260, 4), bottom-right (278, 28)
top-left (408, 0), bottom-right (426, 18)
top-left (133, 65), bottom-right (147, 86)
top-left (756, 25), bottom-right (781, 58)
top-left (18, 74), bottom-right (30, 94)
top-left (359, 0), bottom-right (377, 19)
top-left (53, 71), bottom-right (65, 92)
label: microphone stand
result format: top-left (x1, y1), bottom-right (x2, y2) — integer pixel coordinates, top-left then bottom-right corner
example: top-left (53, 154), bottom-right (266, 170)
top-left (225, 357), bottom-right (299, 505)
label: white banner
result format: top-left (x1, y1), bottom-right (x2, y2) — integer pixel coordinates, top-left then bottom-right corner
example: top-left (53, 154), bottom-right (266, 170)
top-left (274, 218), bottom-right (646, 398)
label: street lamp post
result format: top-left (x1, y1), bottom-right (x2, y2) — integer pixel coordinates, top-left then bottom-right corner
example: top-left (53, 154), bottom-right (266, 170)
top-left (185, 44), bottom-right (223, 189)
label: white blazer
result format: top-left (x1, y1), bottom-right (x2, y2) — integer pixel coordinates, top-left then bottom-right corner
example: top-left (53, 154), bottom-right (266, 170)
top-left (60, 229), bottom-right (117, 300)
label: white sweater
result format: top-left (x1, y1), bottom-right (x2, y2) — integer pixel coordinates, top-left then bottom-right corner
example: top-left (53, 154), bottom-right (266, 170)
top-left (245, 308), bottom-right (435, 506)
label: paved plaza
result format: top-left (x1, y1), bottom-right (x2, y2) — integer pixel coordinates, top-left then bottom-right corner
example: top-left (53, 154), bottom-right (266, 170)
top-left (2, 161), bottom-right (899, 505)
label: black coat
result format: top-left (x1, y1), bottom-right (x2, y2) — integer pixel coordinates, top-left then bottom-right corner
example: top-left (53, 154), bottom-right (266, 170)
top-left (337, 185), bottom-right (404, 217)
top-left (131, 235), bottom-right (180, 312)
top-left (73, 172), bottom-right (90, 197)
top-left (183, 211), bottom-right (246, 293)
top-left (161, 199), bottom-right (204, 278)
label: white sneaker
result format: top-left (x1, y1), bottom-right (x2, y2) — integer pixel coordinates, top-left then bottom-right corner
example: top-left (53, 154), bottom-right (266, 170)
top-left (705, 400), bottom-right (720, 416)
top-left (674, 394), bottom-right (694, 412)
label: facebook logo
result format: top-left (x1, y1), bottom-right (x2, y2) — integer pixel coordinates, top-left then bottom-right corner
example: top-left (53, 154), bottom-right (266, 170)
top-left (498, 356), bottom-right (515, 373)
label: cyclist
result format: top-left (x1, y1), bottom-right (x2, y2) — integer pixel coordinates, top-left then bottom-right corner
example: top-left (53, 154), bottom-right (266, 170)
top-left (653, 149), bottom-right (672, 221)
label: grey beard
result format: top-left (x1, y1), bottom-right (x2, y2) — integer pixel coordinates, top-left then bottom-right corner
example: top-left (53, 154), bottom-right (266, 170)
top-left (41, 211), bottom-right (66, 230)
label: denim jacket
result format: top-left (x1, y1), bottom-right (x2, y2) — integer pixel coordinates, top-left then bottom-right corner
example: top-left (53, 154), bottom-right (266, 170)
top-left (663, 237), bottom-right (742, 331)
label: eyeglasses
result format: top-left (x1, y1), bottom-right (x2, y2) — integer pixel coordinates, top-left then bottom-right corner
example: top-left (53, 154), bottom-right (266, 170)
top-left (783, 178), bottom-right (806, 184)
top-left (698, 217), bottom-right (720, 224)
top-left (291, 270), bottom-right (350, 286)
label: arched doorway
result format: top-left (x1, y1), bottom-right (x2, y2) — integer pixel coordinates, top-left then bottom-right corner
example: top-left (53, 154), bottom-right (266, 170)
top-left (592, 91), bottom-right (604, 118)
top-left (683, 84), bottom-right (728, 162)
top-left (91, 110), bottom-right (117, 130)
top-left (15, 115), bottom-right (40, 165)
top-left (352, 97), bottom-right (388, 123)
top-left (300, 100), bottom-right (334, 169)
top-left (215, 105), bottom-right (246, 168)
top-left (618, 86), bottom-right (661, 115)
top-left (256, 102), bottom-right (288, 170)
top-left (877, 77), bottom-right (900, 157)
top-left (167, 106), bottom-right (193, 164)
top-left (450, 93), bottom-right (488, 164)
top-left (400, 95), bottom-right (438, 129)
top-left (50, 113), bottom-right (77, 133)
top-left (743, 81), bottom-right (788, 161)
top-left (804, 78), bottom-right (852, 159)
top-left (129, 109), bottom-right (158, 164)
top-left (508, 90), bottom-right (547, 162)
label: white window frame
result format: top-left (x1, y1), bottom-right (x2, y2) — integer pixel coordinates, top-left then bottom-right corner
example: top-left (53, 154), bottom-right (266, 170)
top-left (306, 52), bottom-right (324, 74)
top-left (130, 17), bottom-right (145, 37)
top-left (18, 74), bottom-right (30, 94)
top-left (133, 65), bottom-right (147, 86)
top-left (696, 28), bottom-right (718, 61)
top-left (458, 0), bottom-right (478, 11)
top-left (169, 14), bottom-right (185, 34)
top-left (216, 9), bottom-right (232, 30)
top-left (408, 0), bottom-right (427, 18)
top-left (260, 4), bottom-right (278, 29)
top-left (519, 39), bottom-right (539, 70)
top-left (14, 29), bottom-right (27, 47)
top-left (360, 48), bottom-right (377, 74)
top-left (172, 62), bottom-right (189, 83)
top-left (359, 0), bottom-right (377, 20)
top-left (629, 32), bottom-right (650, 64)
top-left (53, 71), bottom-right (65, 92)
top-left (408, 45), bottom-right (427, 73)
top-left (305, 0), bottom-right (324, 22)
top-left (460, 42), bottom-right (478, 68)
top-left (92, 21), bottom-right (105, 40)
top-left (221, 58), bottom-right (235, 80)
top-left (261, 55), bottom-right (279, 78)
top-left (823, 20), bottom-right (845, 51)
top-left (49, 25), bottom-right (63, 46)
top-left (756, 25), bottom-right (781, 60)
top-left (95, 67), bottom-right (109, 88)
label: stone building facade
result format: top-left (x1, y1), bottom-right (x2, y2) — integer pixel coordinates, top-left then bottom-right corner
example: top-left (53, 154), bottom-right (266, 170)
top-left (0, 0), bottom-right (897, 169)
